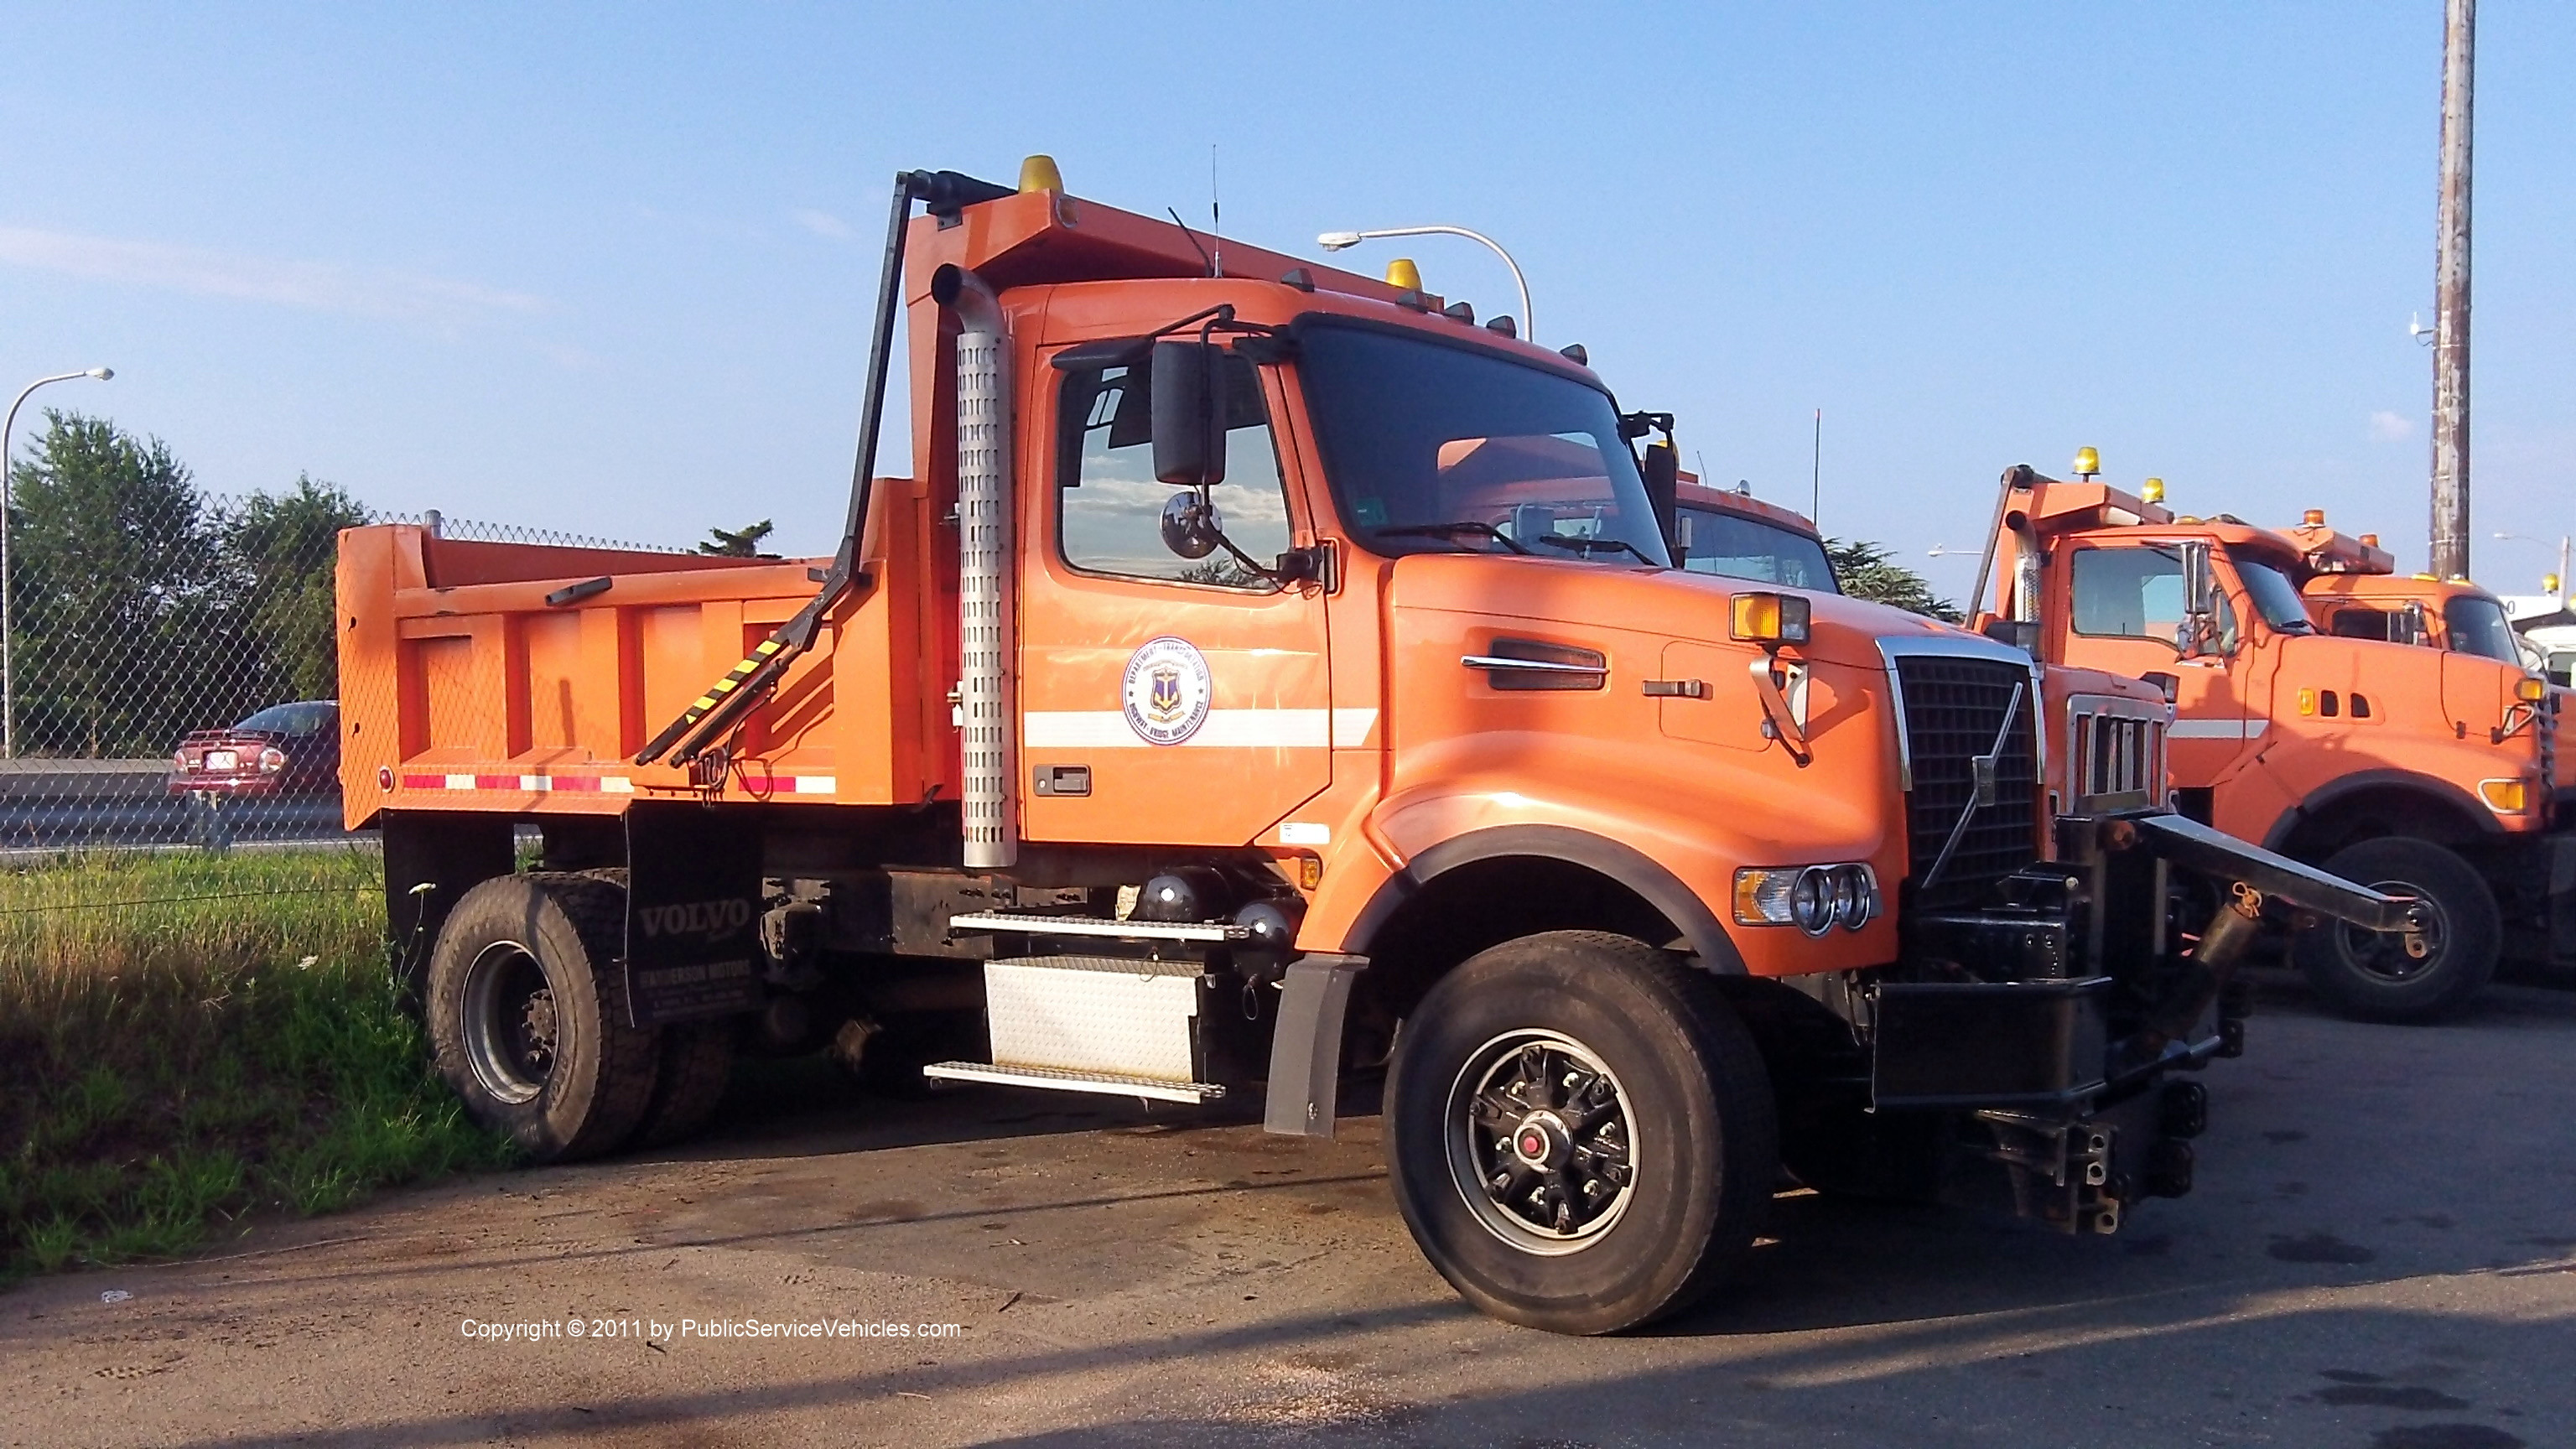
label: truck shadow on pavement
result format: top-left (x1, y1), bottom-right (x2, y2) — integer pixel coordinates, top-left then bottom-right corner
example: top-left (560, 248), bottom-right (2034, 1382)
top-left (35, 992), bottom-right (2572, 1449)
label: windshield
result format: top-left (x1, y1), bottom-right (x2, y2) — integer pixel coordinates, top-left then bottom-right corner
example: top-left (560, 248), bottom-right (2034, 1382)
top-left (1294, 321), bottom-right (1670, 565)
top-left (2231, 556), bottom-right (2314, 635)
top-left (2444, 595), bottom-right (2521, 662)
top-left (236, 701), bottom-right (335, 736)
top-left (1674, 506), bottom-right (1836, 590)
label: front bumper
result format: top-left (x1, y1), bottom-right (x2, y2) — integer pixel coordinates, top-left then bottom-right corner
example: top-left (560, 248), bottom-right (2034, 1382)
top-left (1853, 806), bottom-right (2419, 1232)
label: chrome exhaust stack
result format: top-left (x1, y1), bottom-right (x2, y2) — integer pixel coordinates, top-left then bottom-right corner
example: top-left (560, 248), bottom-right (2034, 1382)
top-left (934, 263), bottom-right (1016, 870)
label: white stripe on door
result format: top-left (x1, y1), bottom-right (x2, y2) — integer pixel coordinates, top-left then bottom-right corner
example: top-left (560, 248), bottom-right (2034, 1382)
top-left (1023, 708), bottom-right (1379, 749)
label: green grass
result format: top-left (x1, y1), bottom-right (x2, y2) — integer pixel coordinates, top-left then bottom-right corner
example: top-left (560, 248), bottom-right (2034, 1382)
top-left (0, 849), bottom-right (514, 1280)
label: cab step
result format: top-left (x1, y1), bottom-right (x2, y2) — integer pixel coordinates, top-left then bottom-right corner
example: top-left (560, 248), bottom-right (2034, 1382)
top-left (929, 954), bottom-right (1223, 1104)
top-left (920, 1062), bottom-right (1225, 1104)
top-left (947, 910), bottom-right (1248, 944)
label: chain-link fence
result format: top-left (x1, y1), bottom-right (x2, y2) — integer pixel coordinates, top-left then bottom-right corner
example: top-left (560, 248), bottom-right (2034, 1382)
top-left (2, 411), bottom-right (682, 857)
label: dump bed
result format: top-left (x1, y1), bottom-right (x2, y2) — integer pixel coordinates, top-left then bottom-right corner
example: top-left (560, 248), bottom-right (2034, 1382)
top-left (335, 481), bottom-right (953, 829)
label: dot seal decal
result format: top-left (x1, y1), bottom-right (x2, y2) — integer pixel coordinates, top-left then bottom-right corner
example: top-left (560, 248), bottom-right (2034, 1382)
top-left (1122, 636), bottom-right (1213, 745)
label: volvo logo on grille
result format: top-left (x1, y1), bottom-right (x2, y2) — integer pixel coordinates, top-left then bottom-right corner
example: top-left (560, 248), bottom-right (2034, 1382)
top-left (1971, 752), bottom-right (2001, 808)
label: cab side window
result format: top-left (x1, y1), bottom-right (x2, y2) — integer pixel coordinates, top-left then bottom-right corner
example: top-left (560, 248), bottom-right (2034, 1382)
top-left (2070, 546), bottom-right (2236, 651)
top-left (1055, 351), bottom-right (1291, 588)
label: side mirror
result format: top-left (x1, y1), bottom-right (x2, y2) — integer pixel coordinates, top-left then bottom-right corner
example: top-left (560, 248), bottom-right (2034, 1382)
top-left (1981, 619), bottom-right (2041, 654)
top-left (1150, 340), bottom-right (1228, 487)
top-left (2396, 600), bottom-right (2429, 647)
top-left (1160, 492), bottom-right (1223, 559)
top-left (2178, 539), bottom-right (2217, 656)
top-left (1641, 440), bottom-right (1680, 554)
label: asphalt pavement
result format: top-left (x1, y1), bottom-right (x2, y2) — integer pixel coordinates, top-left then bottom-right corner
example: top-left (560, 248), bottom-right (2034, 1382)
top-left (6, 971), bottom-right (2572, 1448)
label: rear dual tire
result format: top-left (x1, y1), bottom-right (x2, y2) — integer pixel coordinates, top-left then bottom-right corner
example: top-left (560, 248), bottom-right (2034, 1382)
top-left (1386, 931), bottom-right (1778, 1336)
top-left (425, 872), bottom-right (734, 1161)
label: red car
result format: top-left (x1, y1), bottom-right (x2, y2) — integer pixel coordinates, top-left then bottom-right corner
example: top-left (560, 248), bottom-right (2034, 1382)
top-left (169, 700), bottom-right (341, 797)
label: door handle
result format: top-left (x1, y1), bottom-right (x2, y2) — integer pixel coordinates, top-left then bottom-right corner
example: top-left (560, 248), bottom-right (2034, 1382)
top-left (1460, 654), bottom-right (1605, 677)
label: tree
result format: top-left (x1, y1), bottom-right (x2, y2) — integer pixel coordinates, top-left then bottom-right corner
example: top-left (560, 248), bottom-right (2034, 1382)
top-left (6, 411), bottom-right (224, 756)
top-left (220, 475), bottom-right (369, 703)
top-left (699, 519), bottom-right (775, 557)
top-left (1825, 538), bottom-right (1961, 622)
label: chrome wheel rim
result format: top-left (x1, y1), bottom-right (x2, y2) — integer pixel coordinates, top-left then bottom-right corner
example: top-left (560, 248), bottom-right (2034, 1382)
top-left (1445, 1030), bottom-right (1638, 1254)
top-left (460, 939), bottom-right (558, 1105)
top-left (2336, 877), bottom-right (2449, 984)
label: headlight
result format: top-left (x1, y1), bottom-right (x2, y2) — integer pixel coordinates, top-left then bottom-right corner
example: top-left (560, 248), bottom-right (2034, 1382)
top-left (1735, 863), bottom-right (1880, 934)
top-left (258, 747), bottom-right (287, 773)
top-left (1789, 867), bottom-right (1833, 936)
top-left (1830, 864), bottom-right (1877, 931)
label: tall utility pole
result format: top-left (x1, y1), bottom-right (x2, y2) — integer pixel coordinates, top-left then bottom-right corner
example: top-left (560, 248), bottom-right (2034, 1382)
top-left (2429, 0), bottom-right (2476, 579)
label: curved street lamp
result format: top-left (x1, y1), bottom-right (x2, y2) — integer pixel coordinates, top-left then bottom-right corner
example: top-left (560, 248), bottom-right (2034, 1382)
top-left (2493, 530), bottom-right (2570, 604)
top-left (3, 366), bottom-right (115, 756)
top-left (1317, 226), bottom-right (1534, 341)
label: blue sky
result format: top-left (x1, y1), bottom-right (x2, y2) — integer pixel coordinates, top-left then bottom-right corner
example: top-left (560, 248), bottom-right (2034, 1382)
top-left (3, 3), bottom-right (2569, 601)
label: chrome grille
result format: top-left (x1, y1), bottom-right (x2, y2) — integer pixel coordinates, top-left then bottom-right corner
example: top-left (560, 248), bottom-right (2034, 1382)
top-left (2065, 697), bottom-right (2168, 814)
top-left (1892, 652), bottom-right (2041, 909)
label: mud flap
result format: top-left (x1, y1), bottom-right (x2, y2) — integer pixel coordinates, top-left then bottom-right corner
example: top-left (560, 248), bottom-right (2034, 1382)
top-left (1263, 954), bottom-right (1366, 1139)
top-left (381, 810), bottom-right (514, 1006)
top-left (623, 804), bottom-right (765, 1028)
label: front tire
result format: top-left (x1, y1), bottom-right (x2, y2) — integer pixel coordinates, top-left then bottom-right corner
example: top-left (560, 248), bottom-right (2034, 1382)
top-left (2293, 836), bottom-right (2499, 1023)
top-left (1385, 931), bottom-right (1778, 1335)
top-left (425, 872), bottom-right (662, 1161)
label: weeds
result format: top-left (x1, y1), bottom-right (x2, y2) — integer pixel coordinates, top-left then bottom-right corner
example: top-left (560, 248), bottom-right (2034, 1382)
top-left (0, 848), bottom-right (513, 1280)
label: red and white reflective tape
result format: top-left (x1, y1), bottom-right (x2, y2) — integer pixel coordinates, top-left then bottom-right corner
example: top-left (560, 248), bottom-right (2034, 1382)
top-left (738, 775), bottom-right (839, 796)
top-left (397, 773), bottom-right (636, 793)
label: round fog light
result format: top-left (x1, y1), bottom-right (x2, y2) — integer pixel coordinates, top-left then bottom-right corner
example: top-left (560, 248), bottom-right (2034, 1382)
top-left (1791, 865), bottom-right (1834, 936)
top-left (1831, 865), bottom-right (1869, 930)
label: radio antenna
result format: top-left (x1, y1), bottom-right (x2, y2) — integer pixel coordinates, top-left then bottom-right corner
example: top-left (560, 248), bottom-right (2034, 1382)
top-left (1209, 143), bottom-right (1223, 278)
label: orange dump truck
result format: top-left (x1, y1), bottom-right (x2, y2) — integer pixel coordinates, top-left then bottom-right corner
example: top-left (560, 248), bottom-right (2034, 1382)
top-left (1977, 465), bottom-right (2553, 1023)
top-left (340, 163), bottom-right (2410, 1334)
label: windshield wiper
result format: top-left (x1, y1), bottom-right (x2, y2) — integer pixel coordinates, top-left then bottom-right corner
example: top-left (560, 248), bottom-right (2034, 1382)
top-left (1375, 522), bottom-right (1532, 555)
top-left (1532, 534), bottom-right (1658, 565)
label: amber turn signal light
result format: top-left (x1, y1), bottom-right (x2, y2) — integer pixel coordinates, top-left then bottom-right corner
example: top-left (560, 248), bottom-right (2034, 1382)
top-left (2516, 677), bottom-right (2548, 704)
top-left (2479, 778), bottom-right (2530, 813)
top-left (1730, 591), bottom-right (1811, 646)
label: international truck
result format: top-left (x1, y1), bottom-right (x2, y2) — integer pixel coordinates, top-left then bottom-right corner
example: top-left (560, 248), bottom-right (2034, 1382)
top-left (339, 161), bottom-right (2412, 1335)
top-left (1974, 462), bottom-right (2552, 1023)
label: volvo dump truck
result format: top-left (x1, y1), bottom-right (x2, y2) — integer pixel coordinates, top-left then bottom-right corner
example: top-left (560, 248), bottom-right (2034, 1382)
top-left (1974, 463), bottom-right (2552, 1024)
top-left (340, 161), bottom-right (2412, 1335)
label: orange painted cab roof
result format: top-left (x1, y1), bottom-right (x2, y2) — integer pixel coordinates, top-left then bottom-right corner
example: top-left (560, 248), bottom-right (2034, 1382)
top-left (1673, 480), bottom-right (1820, 539)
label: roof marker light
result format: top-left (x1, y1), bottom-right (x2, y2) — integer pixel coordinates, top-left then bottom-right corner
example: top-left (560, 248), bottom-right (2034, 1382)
top-left (1018, 155), bottom-right (1064, 194)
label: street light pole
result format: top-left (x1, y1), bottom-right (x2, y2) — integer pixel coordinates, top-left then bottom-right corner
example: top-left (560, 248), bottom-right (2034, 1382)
top-left (2493, 531), bottom-right (2570, 606)
top-left (2, 367), bottom-right (115, 757)
top-left (1317, 226), bottom-right (1535, 340)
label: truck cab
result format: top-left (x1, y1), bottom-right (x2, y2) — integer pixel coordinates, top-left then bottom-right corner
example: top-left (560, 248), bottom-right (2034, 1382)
top-left (340, 166), bottom-right (2412, 1336)
top-left (1981, 466), bottom-right (2556, 1020)
top-left (1668, 479), bottom-right (1839, 590)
